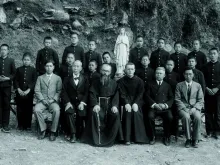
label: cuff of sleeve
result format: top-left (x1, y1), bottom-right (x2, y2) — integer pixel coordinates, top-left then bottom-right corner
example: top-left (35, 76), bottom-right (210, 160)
top-left (151, 103), bottom-right (156, 108)
top-left (80, 102), bottom-right (87, 106)
top-left (164, 103), bottom-right (169, 109)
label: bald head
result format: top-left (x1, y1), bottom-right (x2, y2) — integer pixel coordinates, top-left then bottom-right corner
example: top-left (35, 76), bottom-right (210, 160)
top-left (72, 60), bottom-right (82, 74)
top-left (101, 64), bottom-right (112, 76)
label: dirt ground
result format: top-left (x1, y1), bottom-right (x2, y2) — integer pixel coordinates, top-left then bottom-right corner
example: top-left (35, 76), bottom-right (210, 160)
top-left (0, 114), bottom-right (219, 165)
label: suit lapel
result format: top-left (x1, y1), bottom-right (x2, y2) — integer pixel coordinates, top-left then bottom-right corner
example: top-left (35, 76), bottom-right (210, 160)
top-left (182, 82), bottom-right (188, 102)
top-left (190, 81), bottom-right (195, 100)
top-left (70, 76), bottom-right (77, 89)
top-left (42, 74), bottom-right (49, 87)
top-left (77, 75), bottom-right (83, 89)
top-left (156, 81), bottom-right (165, 94)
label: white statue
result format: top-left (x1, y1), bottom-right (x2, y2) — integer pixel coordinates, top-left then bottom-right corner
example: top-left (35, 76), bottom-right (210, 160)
top-left (114, 28), bottom-right (130, 76)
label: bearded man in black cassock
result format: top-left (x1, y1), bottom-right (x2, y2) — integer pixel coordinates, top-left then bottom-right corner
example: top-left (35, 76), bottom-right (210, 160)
top-left (81, 64), bottom-right (123, 146)
top-left (118, 62), bottom-right (149, 145)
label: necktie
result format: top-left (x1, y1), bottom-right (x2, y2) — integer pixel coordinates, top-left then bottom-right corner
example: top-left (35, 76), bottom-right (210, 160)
top-left (187, 84), bottom-right (191, 102)
top-left (158, 81), bottom-right (161, 86)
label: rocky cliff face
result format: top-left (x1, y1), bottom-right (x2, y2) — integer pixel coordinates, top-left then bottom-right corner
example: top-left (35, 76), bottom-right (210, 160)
top-left (0, 0), bottom-right (219, 65)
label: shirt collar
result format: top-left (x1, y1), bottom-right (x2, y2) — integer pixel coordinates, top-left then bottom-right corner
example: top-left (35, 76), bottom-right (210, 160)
top-left (73, 73), bottom-right (80, 78)
top-left (46, 73), bottom-right (53, 77)
top-left (156, 80), bottom-right (163, 84)
top-left (185, 81), bottom-right (192, 86)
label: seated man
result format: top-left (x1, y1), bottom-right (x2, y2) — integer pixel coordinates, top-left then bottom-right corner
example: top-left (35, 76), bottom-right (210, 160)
top-left (175, 67), bottom-right (204, 148)
top-left (145, 67), bottom-right (174, 146)
top-left (34, 60), bottom-right (62, 141)
top-left (62, 60), bottom-right (89, 143)
top-left (118, 62), bottom-right (148, 145)
top-left (81, 64), bottom-right (123, 147)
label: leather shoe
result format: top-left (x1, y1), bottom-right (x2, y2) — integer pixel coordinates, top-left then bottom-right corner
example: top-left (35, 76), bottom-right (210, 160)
top-left (149, 137), bottom-right (156, 145)
top-left (38, 131), bottom-right (45, 140)
top-left (70, 134), bottom-right (76, 143)
top-left (125, 141), bottom-right (131, 145)
top-left (185, 139), bottom-right (191, 148)
top-left (163, 137), bottom-right (170, 146)
top-left (49, 132), bottom-right (56, 141)
top-left (212, 133), bottom-right (219, 140)
top-left (192, 140), bottom-right (199, 148)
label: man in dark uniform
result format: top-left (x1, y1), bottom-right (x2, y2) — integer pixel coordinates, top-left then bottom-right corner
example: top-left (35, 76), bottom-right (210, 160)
top-left (170, 41), bottom-right (187, 79)
top-left (36, 36), bottom-right (60, 75)
top-left (129, 36), bottom-right (148, 69)
top-left (188, 56), bottom-right (206, 93)
top-left (202, 47), bottom-right (220, 139)
top-left (14, 52), bottom-right (37, 130)
top-left (102, 52), bottom-right (116, 79)
top-left (118, 62), bottom-right (148, 145)
top-left (135, 55), bottom-right (154, 86)
top-left (164, 59), bottom-right (180, 137)
top-left (62, 60), bottom-right (89, 143)
top-left (81, 64), bottom-right (123, 147)
top-left (86, 60), bottom-right (100, 86)
top-left (59, 53), bottom-right (75, 81)
top-left (62, 32), bottom-right (85, 68)
top-left (0, 44), bottom-right (16, 133)
top-left (84, 40), bottom-right (102, 73)
top-left (188, 39), bottom-right (207, 71)
top-left (150, 38), bottom-right (170, 70)
top-left (144, 67), bottom-right (174, 146)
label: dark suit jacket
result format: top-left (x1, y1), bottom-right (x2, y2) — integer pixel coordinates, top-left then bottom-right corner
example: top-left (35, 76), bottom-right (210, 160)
top-left (129, 47), bottom-right (148, 69)
top-left (188, 50), bottom-right (207, 71)
top-left (85, 71), bottom-right (100, 86)
top-left (164, 71), bottom-right (180, 93)
top-left (62, 74), bottom-right (89, 116)
top-left (193, 69), bottom-right (206, 93)
top-left (145, 80), bottom-right (174, 109)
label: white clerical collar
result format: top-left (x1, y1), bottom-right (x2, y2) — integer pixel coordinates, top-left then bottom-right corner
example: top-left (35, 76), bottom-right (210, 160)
top-left (185, 81), bottom-right (192, 86)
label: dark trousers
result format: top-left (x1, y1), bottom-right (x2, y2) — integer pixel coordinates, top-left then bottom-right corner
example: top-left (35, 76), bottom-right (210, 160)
top-left (0, 87), bottom-right (11, 128)
top-left (65, 112), bottom-right (85, 138)
top-left (146, 109), bottom-right (173, 139)
top-left (16, 93), bottom-right (33, 129)
top-left (205, 94), bottom-right (220, 134)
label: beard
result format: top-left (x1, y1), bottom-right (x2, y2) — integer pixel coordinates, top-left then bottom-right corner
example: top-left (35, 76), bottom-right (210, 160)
top-left (100, 75), bottom-right (110, 86)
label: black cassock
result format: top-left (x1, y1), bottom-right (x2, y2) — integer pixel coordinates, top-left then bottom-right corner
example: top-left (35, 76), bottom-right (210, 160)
top-left (81, 79), bottom-right (123, 146)
top-left (118, 76), bottom-right (149, 143)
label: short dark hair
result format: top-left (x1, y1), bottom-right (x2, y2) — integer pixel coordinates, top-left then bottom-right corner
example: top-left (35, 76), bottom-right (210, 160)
top-left (89, 40), bottom-right (96, 44)
top-left (44, 59), bottom-right (55, 66)
top-left (174, 41), bottom-right (182, 47)
top-left (141, 55), bottom-right (149, 60)
top-left (157, 38), bottom-right (165, 43)
top-left (187, 56), bottom-right (197, 62)
top-left (44, 36), bottom-right (52, 42)
top-left (89, 60), bottom-right (98, 66)
top-left (193, 39), bottom-right (200, 43)
top-left (1, 44), bottom-right (9, 49)
top-left (125, 62), bottom-right (135, 69)
top-left (209, 47), bottom-right (219, 53)
top-left (22, 52), bottom-right (32, 60)
top-left (184, 66), bottom-right (193, 73)
top-left (71, 32), bottom-right (79, 37)
top-left (102, 52), bottom-right (111, 58)
top-left (136, 35), bottom-right (143, 40)
top-left (166, 59), bottom-right (175, 65)
top-left (67, 52), bottom-right (75, 57)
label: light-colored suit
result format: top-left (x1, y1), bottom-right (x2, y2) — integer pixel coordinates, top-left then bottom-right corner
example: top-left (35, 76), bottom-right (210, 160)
top-left (175, 81), bottom-right (204, 140)
top-left (34, 73), bottom-right (62, 132)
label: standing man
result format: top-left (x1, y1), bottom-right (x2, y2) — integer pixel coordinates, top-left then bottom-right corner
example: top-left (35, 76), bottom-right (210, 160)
top-left (0, 44), bottom-right (16, 133)
top-left (118, 62), bottom-right (148, 145)
top-left (188, 39), bottom-right (207, 71)
top-left (62, 32), bottom-right (85, 68)
top-left (188, 56), bottom-right (206, 93)
top-left (175, 67), bottom-right (204, 148)
top-left (81, 64), bottom-right (123, 147)
top-left (34, 60), bottom-right (62, 141)
top-left (202, 47), bottom-right (220, 139)
top-left (144, 67), bottom-right (174, 146)
top-left (36, 36), bottom-right (60, 75)
top-left (129, 36), bottom-right (148, 69)
top-left (62, 60), bottom-right (89, 143)
top-left (150, 38), bottom-right (170, 70)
